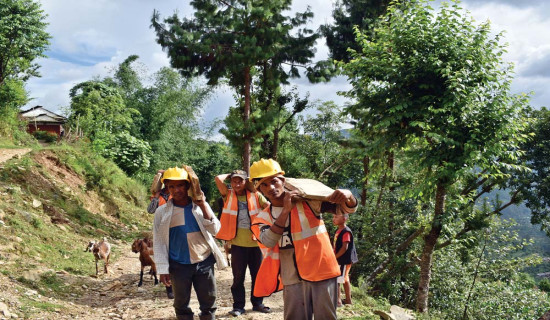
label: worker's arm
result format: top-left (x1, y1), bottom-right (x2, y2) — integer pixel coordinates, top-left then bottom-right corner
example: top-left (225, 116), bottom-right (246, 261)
top-left (335, 241), bottom-right (349, 259)
top-left (215, 174), bottom-right (230, 198)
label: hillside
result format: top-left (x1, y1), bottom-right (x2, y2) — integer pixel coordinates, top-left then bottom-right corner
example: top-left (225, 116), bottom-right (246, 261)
top-left (0, 144), bottom-right (385, 319)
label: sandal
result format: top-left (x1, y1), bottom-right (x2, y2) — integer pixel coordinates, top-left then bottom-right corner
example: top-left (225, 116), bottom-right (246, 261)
top-left (252, 305), bottom-right (272, 313)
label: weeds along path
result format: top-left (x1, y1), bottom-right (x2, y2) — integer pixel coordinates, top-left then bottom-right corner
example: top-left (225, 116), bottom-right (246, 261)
top-left (47, 242), bottom-right (284, 320)
top-left (0, 148), bottom-right (32, 164)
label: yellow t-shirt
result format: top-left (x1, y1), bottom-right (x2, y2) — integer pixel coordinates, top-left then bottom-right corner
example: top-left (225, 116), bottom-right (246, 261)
top-left (228, 193), bottom-right (268, 247)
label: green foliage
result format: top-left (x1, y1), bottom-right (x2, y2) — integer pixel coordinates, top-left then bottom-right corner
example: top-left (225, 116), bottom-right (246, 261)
top-left (32, 130), bottom-right (57, 143)
top-left (151, 0), bottom-right (319, 166)
top-left (151, 0), bottom-right (317, 88)
top-left (538, 278), bottom-right (550, 292)
top-left (510, 108), bottom-right (550, 235)
top-left (321, 0), bottom-right (390, 62)
top-left (95, 131), bottom-right (152, 176)
top-left (68, 81), bottom-right (138, 138)
top-left (0, 0), bottom-right (49, 145)
top-left (342, 0), bottom-right (530, 188)
top-left (0, 0), bottom-right (50, 87)
top-left (341, 0), bottom-right (533, 311)
top-left (429, 218), bottom-right (549, 319)
top-left (0, 79), bottom-right (34, 143)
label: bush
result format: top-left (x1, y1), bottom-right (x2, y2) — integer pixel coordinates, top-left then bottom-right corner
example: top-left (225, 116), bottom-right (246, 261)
top-left (539, 278), bottom-right (550, 292)
top-left (94, 131), bottom-right (151, 175)
top-left (32, 130), bottom-right (58, 142)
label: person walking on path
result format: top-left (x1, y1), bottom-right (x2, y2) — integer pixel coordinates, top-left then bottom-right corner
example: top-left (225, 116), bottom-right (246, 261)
top-left (215, 170), bottom-right (272, 316)
top-left (153, 166), bottom-right (228, 320)
top-left (147, 169), bottom-right (169, 214)
top-left (249, 158), bottom-right (358, 320)
top-left (332, 213), bottom-right (358, 306)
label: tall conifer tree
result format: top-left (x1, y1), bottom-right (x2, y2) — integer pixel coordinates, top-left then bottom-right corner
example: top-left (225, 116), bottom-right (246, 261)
top-left (151, 0), bottom-right (317, 171)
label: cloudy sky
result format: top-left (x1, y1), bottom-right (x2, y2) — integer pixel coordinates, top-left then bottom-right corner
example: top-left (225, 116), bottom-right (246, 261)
top-left (24, 0), bottom-right (550, 128)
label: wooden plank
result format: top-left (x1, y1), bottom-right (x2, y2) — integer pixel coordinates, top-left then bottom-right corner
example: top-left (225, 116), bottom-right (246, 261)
top-left (284, 178), bottom-right (334, 200)
top-left (150, 173), bottom-right (163, 194)
top-left (183, 165), bottom-right (205, 201)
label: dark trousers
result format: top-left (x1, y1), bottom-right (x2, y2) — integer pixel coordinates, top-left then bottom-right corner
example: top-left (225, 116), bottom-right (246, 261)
top-left (170, 254), bottom-right (217, 320)
top-left (231, 245), bottom-right (264, 310)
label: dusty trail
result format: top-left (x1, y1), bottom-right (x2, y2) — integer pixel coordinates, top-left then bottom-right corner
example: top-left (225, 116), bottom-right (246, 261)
top-left (40, 242), bottom-right (284, 320)
top-left (0, 148), bottom-right (32, 165)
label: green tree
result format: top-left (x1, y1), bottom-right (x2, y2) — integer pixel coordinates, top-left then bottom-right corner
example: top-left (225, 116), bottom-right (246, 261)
top-left (0, 0), bottom-right (50, 89)
top-left (321, 0), bottom-right (390, 63)
top-left (151, 0), bottom-right (318, 171)
top-left (341, 0), bottom-right (531, 312)
top-left (68, 81), bottom-right (138, 138)
top-left (512, 108), bottom-right (550, 235)
top-left (0, 79), bottom-right (29, 139)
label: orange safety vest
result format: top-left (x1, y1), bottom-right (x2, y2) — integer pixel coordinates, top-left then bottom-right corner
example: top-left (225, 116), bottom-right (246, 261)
top-left (159, 196), bottom-right (168, 207)
top-left (216, 190), bottom-right (262, 241)
top-left (251, 201), bottom-right (340, 297)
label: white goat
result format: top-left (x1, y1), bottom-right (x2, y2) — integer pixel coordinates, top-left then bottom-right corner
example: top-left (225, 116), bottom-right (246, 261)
top-left (85, 238), bottom-right (111, 276)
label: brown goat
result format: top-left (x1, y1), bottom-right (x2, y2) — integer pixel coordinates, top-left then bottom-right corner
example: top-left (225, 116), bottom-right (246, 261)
top-left (131, 238), bottom-right (158, 287)
top-left (84, 238), bottom-right (111, 276)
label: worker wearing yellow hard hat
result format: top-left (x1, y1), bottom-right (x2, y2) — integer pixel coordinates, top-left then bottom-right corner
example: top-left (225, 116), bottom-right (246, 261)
top-left (215, 168), bottom-right (271, 316)
top-left (153, 166), bottom-right (228, 320)
top-left (249, 158), bottom-right (358, 320)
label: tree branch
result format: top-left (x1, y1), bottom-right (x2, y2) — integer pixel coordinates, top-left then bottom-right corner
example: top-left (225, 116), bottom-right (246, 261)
top-left (365, 226), bottom-right (425, 288)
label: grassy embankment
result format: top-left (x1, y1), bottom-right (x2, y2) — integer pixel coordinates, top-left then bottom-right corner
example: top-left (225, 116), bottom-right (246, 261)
top-left (0, 141), bottom-right (151, 317)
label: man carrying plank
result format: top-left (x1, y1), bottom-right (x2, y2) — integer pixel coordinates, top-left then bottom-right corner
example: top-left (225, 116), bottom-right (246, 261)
top-left (215, 170), bottom-right (271, 316)
top-left (153, 166), bottom-right (227, 320)
top-left (249, 158), bottom-right (358, 320)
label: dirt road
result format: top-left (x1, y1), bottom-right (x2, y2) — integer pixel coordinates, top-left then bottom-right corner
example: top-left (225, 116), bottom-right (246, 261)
top-left (0, 148), bottom-right (32, 164)
top-left (16, 242), bottom-right (285, 320)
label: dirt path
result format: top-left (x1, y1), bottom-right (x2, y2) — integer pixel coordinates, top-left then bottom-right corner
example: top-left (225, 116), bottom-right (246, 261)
top-left (0, 148), bottom-right (32, 164)
top-left (27, 242), bottom-right (284, 320)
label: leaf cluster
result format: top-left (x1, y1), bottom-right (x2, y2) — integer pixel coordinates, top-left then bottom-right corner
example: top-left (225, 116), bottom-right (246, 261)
top-left (0, 0), bottom-right (50, 87)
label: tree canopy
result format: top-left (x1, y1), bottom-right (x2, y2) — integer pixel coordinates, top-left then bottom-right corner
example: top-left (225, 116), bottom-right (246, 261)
top-left (0, 0), bottom-right (50, 88)
top-left (341, 0), bottom-right (532, 312)
top-left (151, 0), bottom-right (318, 170)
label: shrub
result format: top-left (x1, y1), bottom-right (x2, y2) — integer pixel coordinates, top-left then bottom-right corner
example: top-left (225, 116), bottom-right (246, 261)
top-left (94, 131), bottom-right (151, 175)
top-left (32, 130), bottom-right (58, 142)
top-left (539, 278), bottom-right (550, 292)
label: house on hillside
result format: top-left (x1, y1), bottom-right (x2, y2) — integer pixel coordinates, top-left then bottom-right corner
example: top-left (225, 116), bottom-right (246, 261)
top-left (19, 106), bottom-right (67, 137)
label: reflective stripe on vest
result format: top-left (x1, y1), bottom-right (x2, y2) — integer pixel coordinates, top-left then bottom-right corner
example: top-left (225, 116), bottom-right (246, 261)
top-left (216, 190), bottom-right (261, 241)
top-left (291, 202), bottom-right (340, 282)
top-left (252, 211), bottom-right (283, 297)
top-left (252, 201), bottom-right (340, 297)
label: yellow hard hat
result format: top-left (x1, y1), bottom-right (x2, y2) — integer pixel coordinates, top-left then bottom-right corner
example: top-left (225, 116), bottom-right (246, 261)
top-left (161, 167), bottom-right (189, 183)
top-left (249, 158), bottom-right (285, 181)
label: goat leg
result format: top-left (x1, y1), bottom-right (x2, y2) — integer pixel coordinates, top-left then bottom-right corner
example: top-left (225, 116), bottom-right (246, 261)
top-left (95, 260), bottom-right (99, 276)
top-left (152, 267), bottom-right (158, 286)
top-left (138, 267), bottom-right (144, 287)
top-left (104, 254), bottom-right (110, 274)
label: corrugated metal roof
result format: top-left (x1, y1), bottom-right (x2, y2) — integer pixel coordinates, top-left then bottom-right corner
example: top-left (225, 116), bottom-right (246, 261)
top-left (20, 106), bottom-right (66, 123)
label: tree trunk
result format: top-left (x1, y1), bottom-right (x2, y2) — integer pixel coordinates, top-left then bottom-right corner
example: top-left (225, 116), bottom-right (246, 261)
top-left (272, 128), bottom-right (279, 160)
top-left (366, 226), bottom-right (425, 288)
top-left (387, 152), bottom-right (395, 233)
top-left (243, 67), bottom-right (251, 172)
top-left (416, 182), bottom-right (446, 313)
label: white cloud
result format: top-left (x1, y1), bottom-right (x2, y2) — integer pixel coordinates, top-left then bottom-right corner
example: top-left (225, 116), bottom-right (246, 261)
top-left (24, 0), bottom-right (550, 117)
top-left (460, 2), bottom-right (550, 107)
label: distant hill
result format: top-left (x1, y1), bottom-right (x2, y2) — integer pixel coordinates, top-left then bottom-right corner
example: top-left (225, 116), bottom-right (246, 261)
top-left (488, 191), bottom-right (550, 278)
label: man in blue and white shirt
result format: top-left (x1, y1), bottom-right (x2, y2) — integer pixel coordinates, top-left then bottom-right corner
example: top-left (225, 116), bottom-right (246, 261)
top-left (153, 167), bottom-right (227, 320)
